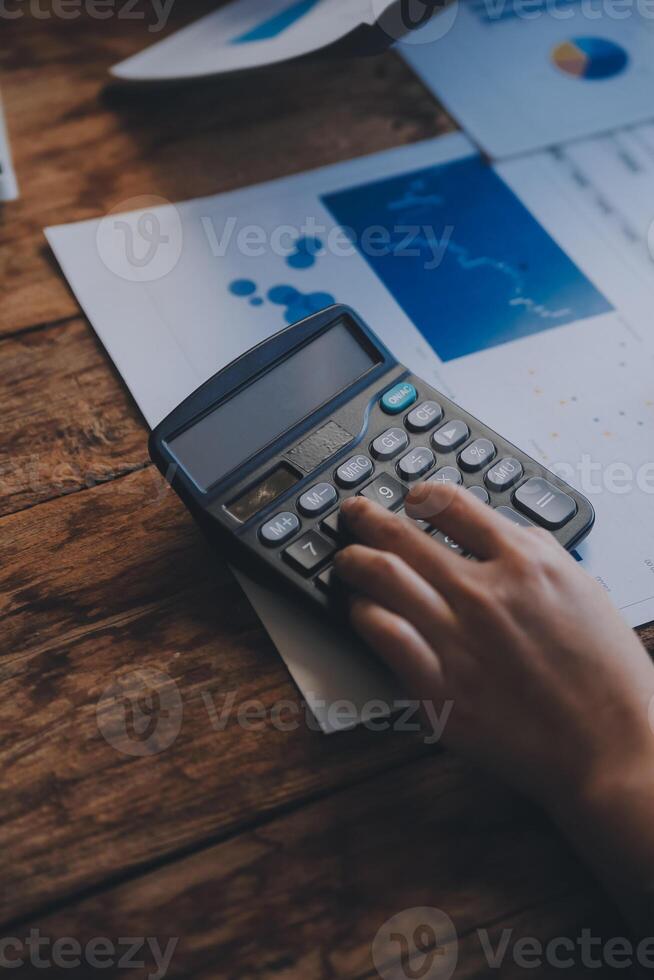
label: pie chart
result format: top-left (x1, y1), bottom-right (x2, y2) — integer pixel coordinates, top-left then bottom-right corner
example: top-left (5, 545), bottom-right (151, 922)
top-left (551, 37), bottom-right (629, 80)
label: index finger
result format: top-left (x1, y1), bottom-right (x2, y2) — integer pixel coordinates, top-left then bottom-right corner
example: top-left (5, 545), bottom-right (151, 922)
top-left (405, 482), bottom-right (522, 559)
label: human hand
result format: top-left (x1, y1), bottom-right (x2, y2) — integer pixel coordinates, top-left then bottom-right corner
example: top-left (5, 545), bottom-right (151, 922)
top-left (335, 483), bottom-right (654, 815)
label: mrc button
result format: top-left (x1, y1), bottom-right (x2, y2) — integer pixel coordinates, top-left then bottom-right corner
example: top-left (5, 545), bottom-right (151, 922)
top-left (259, 511), bottom-right (300, 546)
top-left (381, 382), bottom-right (417, 414)
top-left (514, 477), bottom-right (577, 529)
top-left (336, 454), bottom-right (373, 488)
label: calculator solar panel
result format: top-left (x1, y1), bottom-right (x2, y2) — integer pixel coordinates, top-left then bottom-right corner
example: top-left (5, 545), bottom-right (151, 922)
top-left (149, 306), bottom-right (595, 614)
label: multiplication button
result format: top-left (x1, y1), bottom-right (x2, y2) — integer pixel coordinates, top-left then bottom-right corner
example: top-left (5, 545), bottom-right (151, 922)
top-left (259, 512), bottom-right (300, 547)
top-left (298, 482), bottom-right (337, 516)
top-left (428, 466), bottom-right (462, 486)
top-left (459, 438), bottom-right (496, 473)
top-left (397, 446), bottom-right (435, 481)
top-left (432, 420), bottom-right (469, 452)
top-left (359, 475), bottom-right (407, 511)
top-left (335, 454), bottom-right (373, 488)
top-left (405, 400), bottom-right (443, 432)
top-left (513, 478), bottom-right (577, 529)
top-left (371, 427), bottom-right (409, 461)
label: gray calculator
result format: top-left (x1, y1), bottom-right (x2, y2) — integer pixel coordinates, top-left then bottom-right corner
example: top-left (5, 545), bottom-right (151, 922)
top-left (149, 305), bottom-right (595, 612)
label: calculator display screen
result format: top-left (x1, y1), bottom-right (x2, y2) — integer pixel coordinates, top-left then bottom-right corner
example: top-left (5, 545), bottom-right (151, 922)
top-left (167, 318), bottom-right (379, 491)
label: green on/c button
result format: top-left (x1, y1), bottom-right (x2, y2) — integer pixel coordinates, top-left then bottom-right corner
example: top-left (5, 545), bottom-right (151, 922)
top-left (381, 382), bottom-right (417, 415)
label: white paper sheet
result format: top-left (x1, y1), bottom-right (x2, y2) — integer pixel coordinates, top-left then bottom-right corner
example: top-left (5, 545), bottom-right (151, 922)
top-left (0, 94), bottom-right (18, 202)
top-left (47, 131), bottom-right (654, 729)
top-left (401, 0), bottom-right (654, 158)
top-left (111, 0), bottom-right (402, 83)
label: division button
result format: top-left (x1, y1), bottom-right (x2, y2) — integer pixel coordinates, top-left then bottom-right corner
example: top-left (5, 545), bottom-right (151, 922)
top-left (405, 400), bottom-right (443, 432)
top-left (496, 506), bottom-right (535, 529)
top-left (335, 454), bottom-right (373, 488)
top-left (259, 511), bottom-right (300, 547)
top-left (428, 466), bottom-right (462, 485)
top-left (459, 438), bottom-right (496, 473)
top-left (359, 475), bottom-right (407, 511)
top-left (513, 477), bottom-right (577, 529)
top-left (381, 382), bottom-right (417, 414)
top-left (468, 485), bottom-right (490, 504)
top-left (283, 531), bottom-right (335, 575)
top-left (485, 457), bottom-right (524, 493)
top-left (397, 446), bottom-right (435, 481)
top-left (298, 481), bottom-right (338, 516)
top-left (431, 419), bottom-right (470, 452)
top-left (371, 427), bottom-right (409, 461)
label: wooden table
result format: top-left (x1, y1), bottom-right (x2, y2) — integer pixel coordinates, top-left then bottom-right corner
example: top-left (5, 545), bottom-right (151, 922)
top-left (1, 5), bottom-right (652, 977)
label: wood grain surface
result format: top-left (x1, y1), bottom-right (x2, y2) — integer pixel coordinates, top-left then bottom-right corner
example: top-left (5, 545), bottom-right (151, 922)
top-left (0, 4), bottom-right (652, 978)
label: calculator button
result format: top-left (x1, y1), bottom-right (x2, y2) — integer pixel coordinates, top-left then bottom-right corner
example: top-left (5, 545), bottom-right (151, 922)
top-left (397, 446), bottom-right (435, 481)
top-left (428, 466), bottom-right (462, 485)
top-left (315, 566), bottom-right (334, 593)
top-left (433, 531), bottom-right (466, 556)
top-left (320, 509), bottom-right (342, 539)
top-left (381, 382), bottom-right (417, 415)
top-left (485, 457), bottom-right (523, 493)
top-left (371, 427), bottom-right (409, 461)
top-left (496, 506), bottom-right (535, 528)
top-left (405, 400), bottom-right (443, 432)
top-left (283, 531), bottom-right (335, 575)
top-left (359, 475), bottom-right (407, 510)
top-left (259, 512), bottom-right (300, 546)
top-left (513, 478), bottom-right (577, 530)
top-left (298, 482), bottom-right (337, 516)
top-left (432, 420), bottom-right (470, 452)
top-left (459, 438), bottom-right (496, 473)
top-left (468, 485), bottom-right (490, 504)
top-left (335, 454), bottom-right (373, 488)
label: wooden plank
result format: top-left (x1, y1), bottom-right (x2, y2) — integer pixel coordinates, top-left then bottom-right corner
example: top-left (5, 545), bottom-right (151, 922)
top-left (12, 755), bottom-right (624, 979)
top-left (0, 468), bottom-right (429, 924)
top-left (0, 318), bottom-right (146, 517)
top-left (0, 7), bottom-right (452, 336)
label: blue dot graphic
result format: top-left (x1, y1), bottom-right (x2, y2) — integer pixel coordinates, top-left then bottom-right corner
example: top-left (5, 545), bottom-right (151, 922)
top-left (229, 279), bottom-right (257, 297)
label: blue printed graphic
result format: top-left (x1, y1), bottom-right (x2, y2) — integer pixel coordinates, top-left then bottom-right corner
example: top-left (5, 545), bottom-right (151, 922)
top-left (287, 235), bottom-right (324, 269)
top-left (229, 279), bottom-right (264, 305)
top-left (229, 280), bottom-right (335, 323)
top-left (231, 0), bottom-right (322, 44)
top-left (228, 235), bottom-right (334, 323)
top-left (322, 157), bottom-right (612, 362)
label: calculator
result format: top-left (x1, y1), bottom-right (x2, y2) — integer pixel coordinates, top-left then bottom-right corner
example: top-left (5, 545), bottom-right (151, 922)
top-left (149, 305), bottom-right (595, 612)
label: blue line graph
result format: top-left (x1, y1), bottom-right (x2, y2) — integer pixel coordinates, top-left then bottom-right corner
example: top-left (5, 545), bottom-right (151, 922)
top-left (231, 0), bottom-right (322, 44)
top-left (322, 157), bottom-right (611, 361)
